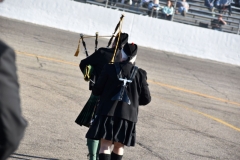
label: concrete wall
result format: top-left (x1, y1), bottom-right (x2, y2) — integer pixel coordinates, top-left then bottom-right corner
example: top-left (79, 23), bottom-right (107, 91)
top-left (0, 0), bottom-right (239, 66)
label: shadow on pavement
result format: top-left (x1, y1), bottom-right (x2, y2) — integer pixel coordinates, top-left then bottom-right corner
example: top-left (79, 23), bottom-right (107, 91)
top-left (10, 153), bottom-right (59, 160)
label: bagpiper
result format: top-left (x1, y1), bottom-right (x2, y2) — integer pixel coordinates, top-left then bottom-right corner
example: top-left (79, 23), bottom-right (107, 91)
top-left (86, 42), bottom-right (151, 160)
top-left (75, 32), bottom-right (129, 160)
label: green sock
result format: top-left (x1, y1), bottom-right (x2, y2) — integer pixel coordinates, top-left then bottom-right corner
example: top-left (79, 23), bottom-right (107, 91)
top-left (87, 139), bottom-right (99, 160)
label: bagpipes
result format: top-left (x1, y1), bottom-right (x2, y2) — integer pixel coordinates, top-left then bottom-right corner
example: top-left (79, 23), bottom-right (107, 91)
top-left (74, 14), bottom-right (125, 127)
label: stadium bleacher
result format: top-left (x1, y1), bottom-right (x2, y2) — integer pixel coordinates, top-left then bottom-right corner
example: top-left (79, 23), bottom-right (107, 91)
top-left (74, 0), bottom-right (240, 34)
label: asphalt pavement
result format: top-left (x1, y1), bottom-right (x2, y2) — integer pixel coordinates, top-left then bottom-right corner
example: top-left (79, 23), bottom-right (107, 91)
top-left (0, 16), bottom-right (240, 160)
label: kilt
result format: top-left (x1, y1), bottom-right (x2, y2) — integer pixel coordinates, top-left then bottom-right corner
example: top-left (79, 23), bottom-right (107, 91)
top-left (86, 115), bottom-right (136, 147)
top-left (75, 93), bottom-right (99, 127)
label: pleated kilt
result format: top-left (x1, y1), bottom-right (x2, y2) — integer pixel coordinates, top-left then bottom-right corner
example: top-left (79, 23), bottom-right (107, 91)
top-left (86, 115), bottom-right (136, 147)
top-left (75, 93), bottom-right (99, 127)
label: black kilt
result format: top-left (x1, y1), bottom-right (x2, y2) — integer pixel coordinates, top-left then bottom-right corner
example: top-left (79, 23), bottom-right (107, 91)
top-left (86, 115), bottom-right (136, 147)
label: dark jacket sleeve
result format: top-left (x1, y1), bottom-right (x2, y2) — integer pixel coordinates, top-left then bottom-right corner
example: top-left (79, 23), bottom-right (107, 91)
top-left (0, 41), bottom-right (27, 160)
top-left (139, 69), bottom-right (151, 105)
top-left (79, 49), bottom-right (100, 74)
top-left (92, 64), bottom-right (109, 96)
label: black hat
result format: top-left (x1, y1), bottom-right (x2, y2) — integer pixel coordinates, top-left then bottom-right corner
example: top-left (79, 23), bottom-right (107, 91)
top-left (114, 33), bottom-right (128, 48)
top-left (123, 42), bottom-right (138, 58)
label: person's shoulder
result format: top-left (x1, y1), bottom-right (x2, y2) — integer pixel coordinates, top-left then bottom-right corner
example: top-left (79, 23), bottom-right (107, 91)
top-left (138, 68), bottom-right (147, 77)
top-left (98, 47), bottom-right (114, 54)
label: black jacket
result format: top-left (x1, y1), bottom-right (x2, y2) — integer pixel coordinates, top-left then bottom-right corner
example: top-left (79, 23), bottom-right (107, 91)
top-left (211, 19), bottom-right (225, 30)
top-left (80, 47), bottom-right (119, 80)
top-left (92, 62), bottom-right (151, 123)
top-left (0, 40), bottom-right (27, 160)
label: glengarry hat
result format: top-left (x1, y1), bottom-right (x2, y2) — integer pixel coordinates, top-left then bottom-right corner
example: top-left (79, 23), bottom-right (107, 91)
top-left (122, 42), bottom-right (138, 59)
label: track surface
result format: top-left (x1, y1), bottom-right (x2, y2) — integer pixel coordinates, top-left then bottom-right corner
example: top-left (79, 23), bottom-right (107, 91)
top-left (1, 16), bottom-right (240, 160)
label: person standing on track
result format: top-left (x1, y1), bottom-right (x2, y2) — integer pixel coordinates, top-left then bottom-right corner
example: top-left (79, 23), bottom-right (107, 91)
top-left (86, 42), bottom-right (151, 160)
top-left (0, 39), bottom-right (27, 160)
top-left (76, 33), bottom-right (129, 160)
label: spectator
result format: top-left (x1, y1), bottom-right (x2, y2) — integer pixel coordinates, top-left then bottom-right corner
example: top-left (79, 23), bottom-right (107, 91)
top-left (162, 0), bottom-right (174, 20)
top-left (0, 3), bottom-right (27, 160)
top-left (205, 0), bottom-right (216, 12)
top-left (148, 0), bottom-right (160, 17)
top-left (236, 0), bottom-right (240, 7)
top-left (131, 0), bottom-right (142, 11)
top-left (235, 0), bottom-right (240, 12)
top-left (110, 0), bottom-right (117, 6)
top-left (215, 0), bottom-right (232, 15)
top-left (211, 14), bottom-right (227, 31)
top-left (141, 0), bottom-right (150, 8)
top-left (176, 0), bottom-right (190, 16)
top-left (0, 39), bottom-right (27, 160)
